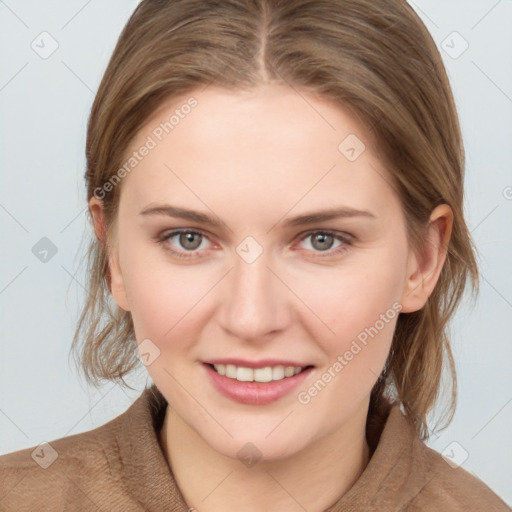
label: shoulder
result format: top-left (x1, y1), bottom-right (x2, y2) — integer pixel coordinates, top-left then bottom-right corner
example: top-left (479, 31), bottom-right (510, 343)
top-left (0, 387), bottom-right (162, 512)
top-left (407, 435), bottom-right (511, 511)
top-left (0, 414), bottom-right (114, 468)
top-left (0, 412), bottom-right (124, 511)
top-left (360, 401), bottom-right (511, 512)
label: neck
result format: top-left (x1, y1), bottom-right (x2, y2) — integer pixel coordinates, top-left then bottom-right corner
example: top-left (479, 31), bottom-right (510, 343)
top-left (159, 400), bottom-right (372, 512)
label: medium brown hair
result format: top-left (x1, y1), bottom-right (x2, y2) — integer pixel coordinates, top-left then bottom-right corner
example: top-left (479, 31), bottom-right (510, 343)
top-left (70, 0), bottom-right (479, 440)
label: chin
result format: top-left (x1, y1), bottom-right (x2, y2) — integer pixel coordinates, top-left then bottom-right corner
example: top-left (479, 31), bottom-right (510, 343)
top-left (210, 436), bottom-right (305, 465)
top-left (195, 418), bottom-right (315, 464)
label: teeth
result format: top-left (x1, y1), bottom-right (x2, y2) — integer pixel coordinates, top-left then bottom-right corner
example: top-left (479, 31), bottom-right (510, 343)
top-left (253, 367), bottom-right (272, 383)
top-left (226, 364), bottom-right (237, 378)
top-left (272, 366), bottom-right (284, 380)
top-left (212, 364), bottom-right (306, 382)
top-left (237, 366), bottom-right (253, 382)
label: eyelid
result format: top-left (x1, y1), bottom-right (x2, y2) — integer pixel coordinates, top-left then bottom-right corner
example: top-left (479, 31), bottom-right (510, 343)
top-left (293, 228), bottom-right (353, 243)
top-left (155, 228), bottom-right (214, 260)
top-left (157, 227), bottom-right (353, 258)
top-left (291, 229), bottom-right (353, 255)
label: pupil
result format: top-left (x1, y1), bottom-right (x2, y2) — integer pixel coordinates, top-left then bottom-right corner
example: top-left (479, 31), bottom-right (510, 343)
top-left (178, 233), bottom-right (333, 251)
top-left (181, 232), bottom-right (201, 250)
top-left (314, 233), bottom-right (332, 251)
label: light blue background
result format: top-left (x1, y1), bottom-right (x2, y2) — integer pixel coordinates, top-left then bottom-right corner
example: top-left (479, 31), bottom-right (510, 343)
top-left (1, 0), bottom-right (511, 505)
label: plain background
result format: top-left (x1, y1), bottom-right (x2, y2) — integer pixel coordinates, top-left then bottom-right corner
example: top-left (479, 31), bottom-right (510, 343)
top-left (0, 0), bottom-right (511, 506)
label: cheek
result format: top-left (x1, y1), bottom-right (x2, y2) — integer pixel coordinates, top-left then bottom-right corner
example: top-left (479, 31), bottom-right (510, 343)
top-left (298, 247), bottom-right (405, 362)
top-left (120, 244), bottom-right (211, 340)
top-left (294, 259), bottom-right (402, 416)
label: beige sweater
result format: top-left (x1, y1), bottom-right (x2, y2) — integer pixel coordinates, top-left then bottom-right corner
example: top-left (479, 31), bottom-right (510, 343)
top-left (0, 385), bottom-right (510, 511)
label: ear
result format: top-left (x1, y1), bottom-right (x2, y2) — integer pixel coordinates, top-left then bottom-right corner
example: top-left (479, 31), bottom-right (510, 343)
top-left (400, 204), bottom-right (453, 313)
top-left (88, 196), bottom-right (131, 312)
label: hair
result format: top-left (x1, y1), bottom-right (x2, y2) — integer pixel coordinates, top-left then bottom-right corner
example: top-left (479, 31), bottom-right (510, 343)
top-left (70, 0), bottom-right (479, 441)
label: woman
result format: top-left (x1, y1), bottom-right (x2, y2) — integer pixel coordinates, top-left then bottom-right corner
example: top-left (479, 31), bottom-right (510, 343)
top-left (0, 0), bottom-right (509, 510)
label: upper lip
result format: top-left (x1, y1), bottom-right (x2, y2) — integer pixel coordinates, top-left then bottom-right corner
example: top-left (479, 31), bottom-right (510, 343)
top-left (203, 358), bottom-right (313, 369)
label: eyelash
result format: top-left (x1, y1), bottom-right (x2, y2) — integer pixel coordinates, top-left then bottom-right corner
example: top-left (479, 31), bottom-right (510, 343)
top-left (156, 228), bottom-right (353, 260)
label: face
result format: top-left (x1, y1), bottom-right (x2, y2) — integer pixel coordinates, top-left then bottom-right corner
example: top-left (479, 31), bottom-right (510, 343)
top-left (93, 84), bottom-right (428, 461)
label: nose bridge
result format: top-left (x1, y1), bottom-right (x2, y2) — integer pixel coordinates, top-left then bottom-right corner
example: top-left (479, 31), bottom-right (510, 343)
top-left (220, 242), bottom-right (287, 340)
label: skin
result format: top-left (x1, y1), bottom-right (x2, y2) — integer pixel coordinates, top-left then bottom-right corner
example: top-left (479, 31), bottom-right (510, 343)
top-left (89, 84), bottom-right (452, 512)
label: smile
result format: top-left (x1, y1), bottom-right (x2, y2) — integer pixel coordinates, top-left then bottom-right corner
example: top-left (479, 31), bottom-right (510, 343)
top-left (203, 362), bottom-right (315, 405)
top-left (211, 363), bottom-right (309, 382)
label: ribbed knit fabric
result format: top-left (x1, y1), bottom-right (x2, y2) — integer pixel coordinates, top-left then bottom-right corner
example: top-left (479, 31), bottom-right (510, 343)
top-left (0, 385), bottom-right (510, 511)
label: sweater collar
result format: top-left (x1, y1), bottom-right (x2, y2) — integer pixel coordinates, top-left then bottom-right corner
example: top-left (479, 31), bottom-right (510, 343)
top-left (115, 384), bottom-right (429, 511)
top-left (115, 384), bottom-right (190, 511)
top-left (325, 403), bottom-right (430, 511)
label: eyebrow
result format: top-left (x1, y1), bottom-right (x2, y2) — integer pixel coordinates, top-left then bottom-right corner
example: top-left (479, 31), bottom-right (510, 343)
top-left (138, 203), bottom-right (376, 228)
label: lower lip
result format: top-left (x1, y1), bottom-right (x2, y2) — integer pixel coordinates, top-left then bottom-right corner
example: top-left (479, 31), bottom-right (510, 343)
top-left (203, 363), bottom-right (314, 405)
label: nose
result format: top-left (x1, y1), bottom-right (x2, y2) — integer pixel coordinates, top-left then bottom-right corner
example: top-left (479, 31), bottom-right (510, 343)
top-left (219, 247), bottom-right (291, 342)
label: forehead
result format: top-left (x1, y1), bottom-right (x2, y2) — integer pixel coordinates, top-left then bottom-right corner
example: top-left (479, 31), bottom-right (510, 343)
top-left (136, 84), bottom-right (372, 154)
top-left (117, 84), bottom-right (399, 222)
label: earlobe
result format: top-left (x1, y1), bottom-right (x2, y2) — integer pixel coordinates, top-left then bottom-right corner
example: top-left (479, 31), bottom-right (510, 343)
top-left (400, 204), bottom-right (453, 313)
top-left (108, 249), bottom-right (131, 312)
top-left (88, 197), bottom-right (131, 312)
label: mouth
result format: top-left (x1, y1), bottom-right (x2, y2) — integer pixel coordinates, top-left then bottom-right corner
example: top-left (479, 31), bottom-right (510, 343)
top-left (205, 363), bottom-right (314, 383)
top-left (203, 361), bottom-right (315, 405)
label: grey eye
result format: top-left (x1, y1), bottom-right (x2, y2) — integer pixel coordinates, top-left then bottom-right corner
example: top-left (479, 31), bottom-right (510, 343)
top-left (310, 233), bottom-right (335, 251)
top-left (178, 232), bottom-right (203, 250)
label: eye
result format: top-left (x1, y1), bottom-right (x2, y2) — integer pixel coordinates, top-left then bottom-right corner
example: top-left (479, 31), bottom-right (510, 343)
top-left (156, 228), bottom-right (353, 260)
top-left (157, 229), bottom-right (212, 259)
top-left (295, 230), bottom-right (352, 257)
top-left (173, 231), bottom-right (204, 250)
